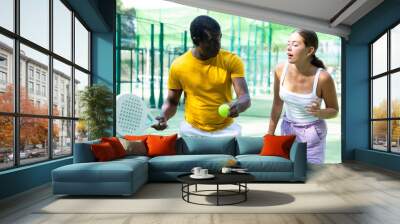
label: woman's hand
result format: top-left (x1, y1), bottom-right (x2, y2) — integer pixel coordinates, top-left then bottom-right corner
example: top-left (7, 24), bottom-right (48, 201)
top-left (305, 99), bottom-right (339, 119)
top-left (305, 99), bottom-right (321, 117)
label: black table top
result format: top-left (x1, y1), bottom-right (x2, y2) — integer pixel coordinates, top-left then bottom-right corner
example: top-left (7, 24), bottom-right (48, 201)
top-left (177, 172), bottom-right (255, 185)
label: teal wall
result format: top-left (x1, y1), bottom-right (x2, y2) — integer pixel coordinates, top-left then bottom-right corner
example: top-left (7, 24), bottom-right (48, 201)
top-left (355, 149), bottom-right (400, 172)
top-left (0, 158), bottom-right (72, 199)
top-left (92, 33), bottom-right (114, 87)
top-left (0, 0), bottom-right (115, 200)
top-left (92, 32), bottom-right (115, 136)
top-left (344, 0), bottom-right (400, 171)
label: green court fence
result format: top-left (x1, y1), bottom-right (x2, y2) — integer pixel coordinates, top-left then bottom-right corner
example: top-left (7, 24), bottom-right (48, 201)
top-left (116, 10), bottom-right (342, 114)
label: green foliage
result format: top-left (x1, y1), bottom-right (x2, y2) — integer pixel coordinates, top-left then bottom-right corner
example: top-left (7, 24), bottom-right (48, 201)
top-left (117, 0), bottom-right (136, 15)
top-left (116, 0), bottom-right (123, 12)
top-left (79, 84), bottom-right (113, 140)
top-left (373, 100), bottom-right (387, 119)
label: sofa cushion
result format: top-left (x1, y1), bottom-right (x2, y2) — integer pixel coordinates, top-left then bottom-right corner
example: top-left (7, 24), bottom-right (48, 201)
top-left (90, 142), bottom-right (118, 162)
top-left (124, 135), bottom-right (149, 142)
top-left (52, 159), bottom-right (147, 183)
top-left (101, 137), bottom-right (127, 158)
top-left (147, 134), bottom-right (178, 157)
top-left (73, 139), bottom-right (100, 163)
top-left (119, 139), bottom-right (147, 156)
top-left (114, 155), bottom-right (150, 164)
top-left (236, 155), bottom-right (293, 172)
top-left (53, 163), bottom-right (133, 183)
top-left (260, 134), bottom-right (296, 159)
top-left (148, 154), bottom-right (235, 172)
top-left (177, 136), bottom-right (236, 155)
top-left (236, 136), bottom-right (263, 155)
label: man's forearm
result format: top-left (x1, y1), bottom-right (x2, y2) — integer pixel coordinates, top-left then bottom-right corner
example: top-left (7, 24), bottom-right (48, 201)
top-left (161, 102), bottom-right (178, 121)
top-left (236, 94), bottom-right (251, 113)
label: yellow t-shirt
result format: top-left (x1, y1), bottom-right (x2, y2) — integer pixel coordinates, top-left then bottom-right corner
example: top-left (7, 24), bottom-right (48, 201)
top-left (168, 49), bottom-right (245, 132)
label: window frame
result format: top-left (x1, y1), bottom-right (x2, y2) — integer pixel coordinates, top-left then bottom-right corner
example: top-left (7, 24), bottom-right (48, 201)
top-left (370, 20), bottom-right (400, 154)
top-left (0, 0), bottom-right (92, 171)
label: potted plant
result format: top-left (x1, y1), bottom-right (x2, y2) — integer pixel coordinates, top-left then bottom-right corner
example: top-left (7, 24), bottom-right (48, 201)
top-left (79, 84), bottom-right (113, 140)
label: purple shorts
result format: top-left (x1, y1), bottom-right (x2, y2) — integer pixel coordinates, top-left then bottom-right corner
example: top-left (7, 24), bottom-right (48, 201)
top-left (281, 118), bottom-right (327, 164)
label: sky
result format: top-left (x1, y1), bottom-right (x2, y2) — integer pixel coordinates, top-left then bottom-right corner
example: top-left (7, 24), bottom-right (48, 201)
top-left (0, 0), bottom-right (88, 73)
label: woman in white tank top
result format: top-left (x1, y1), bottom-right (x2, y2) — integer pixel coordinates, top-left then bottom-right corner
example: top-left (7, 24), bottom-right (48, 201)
top-left (267, 30), bottom-right (339, 164)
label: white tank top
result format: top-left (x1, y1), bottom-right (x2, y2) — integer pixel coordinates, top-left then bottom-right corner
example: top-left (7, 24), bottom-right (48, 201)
top-left (279, 62), bottom-right (322, 123)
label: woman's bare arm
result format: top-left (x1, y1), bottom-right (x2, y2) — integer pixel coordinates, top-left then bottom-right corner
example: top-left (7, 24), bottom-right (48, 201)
top-left (306, 71), bottom-right (339, 119)
top-left (267, 64), bottom-right (285, 135)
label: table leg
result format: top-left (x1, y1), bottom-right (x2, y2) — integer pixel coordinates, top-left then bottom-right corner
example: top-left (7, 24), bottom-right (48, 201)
top-left (217, 184), bottom-right (219, 206)
top-left (245, 183), bottom-right (247, 201)
top-left (181, 184), bottom-right (183, 199)
top-left (187, 184), bottom-right (190, 202)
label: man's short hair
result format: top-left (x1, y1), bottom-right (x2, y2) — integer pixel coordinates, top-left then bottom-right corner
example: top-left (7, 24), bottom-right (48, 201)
top-left (190, 15), bottom-right (221, 46)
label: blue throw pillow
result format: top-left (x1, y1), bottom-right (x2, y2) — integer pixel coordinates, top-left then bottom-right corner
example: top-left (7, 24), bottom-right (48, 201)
top-left (178, 136), bottom-right (236, 155)
top-left (73, 139), bottom-right (100, 163)
top-left (236, 136), bottom-right (263, 155)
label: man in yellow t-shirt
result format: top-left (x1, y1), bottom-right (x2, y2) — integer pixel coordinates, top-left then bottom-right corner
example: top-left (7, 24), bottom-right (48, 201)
top-left (152, 15), bottom-right (251, 137)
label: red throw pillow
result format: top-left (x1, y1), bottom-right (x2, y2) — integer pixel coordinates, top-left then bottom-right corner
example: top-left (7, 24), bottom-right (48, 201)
top-left (146, 134), bottom-right (178, 157)
top-left (260, 134), bottom-right (296, 159)
top-left (101, 137), bottom-right (126, 158)
top-left (91, 142), bottom-right (117, 161)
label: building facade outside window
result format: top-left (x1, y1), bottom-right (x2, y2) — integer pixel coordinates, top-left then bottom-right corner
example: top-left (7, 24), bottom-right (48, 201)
top-left (0, 71), bottom-right (6, 85)
top-left (0, 54), bottom-right (7, 90)
top-left (28, 66), bottom-right (34, 79)
top-left (0, 54), bottom-right (7, 67)
top-left (28, 81), bottom-right (34, 94)
top-left (0, 0), bottom-right (91, 170)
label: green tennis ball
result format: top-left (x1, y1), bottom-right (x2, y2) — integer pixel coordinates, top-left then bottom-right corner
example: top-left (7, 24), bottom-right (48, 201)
top-left (218, 104), bottom-right (230, 118)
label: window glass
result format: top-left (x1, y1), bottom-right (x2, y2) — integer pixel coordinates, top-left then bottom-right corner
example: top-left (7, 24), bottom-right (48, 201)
top-left (0, 0), bottom-right (14, 31)
top-left (372, 77), bottom-right (387, 119)
top-left (372, 34), bottom-right (387, 76)
top-left (20, 0), bottom-right (49, 49)
top-left (53, 0), bottom-right (72, 60)
top-left (74, 18), bottom-right (89, 69)
top-left (20, 44), bottom-right (49, 115)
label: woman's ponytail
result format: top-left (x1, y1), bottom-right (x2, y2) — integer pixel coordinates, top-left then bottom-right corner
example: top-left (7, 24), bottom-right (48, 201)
top-left (311, 54), bottom-right (326, 69)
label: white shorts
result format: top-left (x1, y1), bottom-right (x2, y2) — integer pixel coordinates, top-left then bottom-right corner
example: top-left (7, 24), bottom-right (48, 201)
top-left (179, 120), bottom-right (242, 137)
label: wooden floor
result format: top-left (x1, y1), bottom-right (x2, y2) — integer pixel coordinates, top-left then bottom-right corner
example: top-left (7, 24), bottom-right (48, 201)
top-left (1, 162), bottom-right (400, 224)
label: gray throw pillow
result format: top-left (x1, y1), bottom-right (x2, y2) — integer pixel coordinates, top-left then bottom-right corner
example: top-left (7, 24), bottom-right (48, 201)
top-left (119, 138), bottom-right (147, 156)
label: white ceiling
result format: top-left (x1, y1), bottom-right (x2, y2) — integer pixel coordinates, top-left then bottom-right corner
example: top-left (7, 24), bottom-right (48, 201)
top-left (168, 0), bottom-right (384, 38)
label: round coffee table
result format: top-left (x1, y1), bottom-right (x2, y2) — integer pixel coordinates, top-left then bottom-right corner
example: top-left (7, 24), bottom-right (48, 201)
top-left (177, 172), bottom-right (255, 206)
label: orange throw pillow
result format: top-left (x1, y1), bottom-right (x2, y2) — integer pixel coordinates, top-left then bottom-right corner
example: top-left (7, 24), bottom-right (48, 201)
top-left (101, 137), bottom-right (127, 158)
top-left (146, 134), bottom-right (178, 157)
top-left (260, 134), bottom-right (296, 159)
top-left (91, 142), bottom-right (117, 161)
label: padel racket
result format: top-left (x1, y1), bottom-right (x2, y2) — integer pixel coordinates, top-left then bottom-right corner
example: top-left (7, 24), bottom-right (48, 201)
top-left (116, 94), bottom-right (157, 136)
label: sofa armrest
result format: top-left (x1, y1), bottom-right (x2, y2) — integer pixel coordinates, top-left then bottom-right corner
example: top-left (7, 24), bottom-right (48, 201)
top-left (289, 142), bottom-right (307, 181)
top-left (73, 140), bottom-right (100, 163)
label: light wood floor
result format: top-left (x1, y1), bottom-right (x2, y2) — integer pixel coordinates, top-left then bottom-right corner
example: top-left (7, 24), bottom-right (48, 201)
top-left (1, 162), bottom-right (400, 224)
